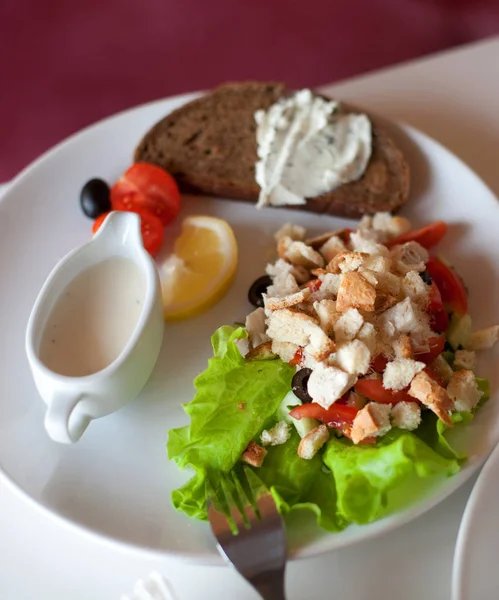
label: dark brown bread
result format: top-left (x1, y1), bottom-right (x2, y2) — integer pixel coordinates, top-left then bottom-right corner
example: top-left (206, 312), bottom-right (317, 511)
top-left (134, 82), bottom-right (410, 218)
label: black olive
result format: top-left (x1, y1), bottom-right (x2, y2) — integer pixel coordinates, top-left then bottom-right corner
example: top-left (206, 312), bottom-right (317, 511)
top-left (80, 178), bottom-right (111, 219)
top-left (419, 270), bottom-right (432, 285)
top-left (248, 275), bottom-right (272, 308)
top-left (292, 368), bottom-right (313, 403)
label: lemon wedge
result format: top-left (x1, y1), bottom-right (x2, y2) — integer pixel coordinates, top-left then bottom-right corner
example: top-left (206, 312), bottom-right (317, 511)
top-left (160, 215), bottom-right (238, 321)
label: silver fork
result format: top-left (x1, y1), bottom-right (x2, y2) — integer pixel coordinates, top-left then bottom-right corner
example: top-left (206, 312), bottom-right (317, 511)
top-left (207, 478), bottom-right (287, 600)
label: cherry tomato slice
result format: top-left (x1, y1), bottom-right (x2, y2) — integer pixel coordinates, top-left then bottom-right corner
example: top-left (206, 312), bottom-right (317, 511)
top-left (111, 163), bottom-right (181, 227)
top-left (386, 221), bottom-right (448, 249)
top-left (371, 354), bottom-right (389, 373)
top-left (426, 256), bottom-right (468, 316)
top-left (289, 403), bottom-right (358, 428)
top-left (424, 365), bottom-right (445, 387)
top-left (428, 281), bottom-right (449, 332)
top-left (92, 210), bottom-right (164, 257)
top-left (415, 335), bottom-right (445, 364)
top-left (305, 279), bottom-right (322, 293)
top-left (354, 378), bottom-right (414, 404)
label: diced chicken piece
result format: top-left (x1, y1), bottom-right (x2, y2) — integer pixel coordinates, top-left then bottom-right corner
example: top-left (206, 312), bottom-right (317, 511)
top-left (349, 230), bottom-right (390, 256)
top-left (241, 441), bottom-right (267, 467)
top-left (301, 349), bottom-right (320, 369)
top-left (245, 307), bottom-right (270, 348)
top-left (391, 401), bottom-right (421, 430)
top-left (378, 297), bottom-right (430, 340)
top-left (271, 340), bottom-right (299, 363)
top-left (376, 271), bottom-right (401, 296)
top-left (362, 254), bottom-right (392, 274)
top-left (334, 308), bottom-right (364, 343)
top-left (264, 287), bottom-right (311, 311)
top-left (336, 272), bottom-right (377, 312)
top-left (279, 237), bottom-right (325, 269)
top-left (408, 371), bottom-right (454, 426)
top-left (470, 326), bottom-right (499, 350)
top-left (266, 259), bottom-right (301, 297)
top-left (297, 425), bottom-right (330, 459)
top-left (274, 223), bottom-right (306, 243)
top-left (402, 270), bottom-right (430, 306)
top-left (266, 308), bottom-right (335, 361)
top-left (261, 422), bottom-right (291, 447)
top-left (390, 241), bottom-right (429, 274)
top-left (383, 358), bottom-right (425, 390)
top-left (453, 349), bottom-right (476, 371)
top-left (356, 322), bottom-right (377, 353)
top-left (447, 369), bottom-right (483, 413)
top-left (336, 340), bottom-right (371, 375)
top-left (308, 363), bottom-right (357, 409)
top-left (393, 334), bottom-right (414, 359)
top-left (327, 251), bottom-right (367, 274)
top-left (317, 272), bottom-right (342, 296)
top-left (372, 213), bottom-right (412, 238)
top-left (313, 299), bottom-right (339, 335)
top-left (430, 355), bottom-right (455, 385)
top-left (351, 402), bottom-right (392, 444)
top-left (319, 235), bottom-right (347, 262)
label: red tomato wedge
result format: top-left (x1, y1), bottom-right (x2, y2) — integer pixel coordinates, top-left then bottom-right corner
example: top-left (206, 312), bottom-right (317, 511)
top-left (426, 256), bottom-right (468, 316)
top-left (428, 281), bottom-right (449, 332)
top-left (415, 335), bottom-right (445, 364)
top-left (354, 378), bottom-right (414, 404)
top-left (111, 163), bottom-right (181, 227)
top-left (386, 221), bottom-right (448, 249)
top-left (92, 210), bottom-right (164, 257)
top-left (305, 279), bottom-right (322, 292)
top-left (371, 354), bottom-right (389, 373)
top-left (289, 403), bottom-right (358, 428)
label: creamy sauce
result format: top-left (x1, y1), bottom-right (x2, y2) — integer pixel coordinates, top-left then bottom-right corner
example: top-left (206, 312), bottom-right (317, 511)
top-left (254, 89), bottom-right (372, 208)
top-left (39, 257), bottom-right (145, 377)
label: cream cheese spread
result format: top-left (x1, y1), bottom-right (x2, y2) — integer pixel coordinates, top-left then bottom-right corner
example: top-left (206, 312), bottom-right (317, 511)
top-left (254, 89), bottom-right (372, 208)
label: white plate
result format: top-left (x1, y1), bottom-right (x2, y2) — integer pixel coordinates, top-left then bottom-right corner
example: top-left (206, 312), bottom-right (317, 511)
top-left (1, 92), bottom-right (498, 565)
top-left (452, 441), bottom-right (499, 599)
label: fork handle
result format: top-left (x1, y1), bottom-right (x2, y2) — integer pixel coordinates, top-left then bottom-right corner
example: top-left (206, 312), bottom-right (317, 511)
top-left (251, 570), bottom-right (286, 600)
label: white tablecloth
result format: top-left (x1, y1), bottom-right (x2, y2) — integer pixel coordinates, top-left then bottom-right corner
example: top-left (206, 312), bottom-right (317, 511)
top-left (2, 35), bottom-right (499, 599)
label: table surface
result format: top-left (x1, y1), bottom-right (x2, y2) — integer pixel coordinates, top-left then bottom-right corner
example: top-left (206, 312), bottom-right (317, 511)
top-left (2, 35), bottom-right (499, 600)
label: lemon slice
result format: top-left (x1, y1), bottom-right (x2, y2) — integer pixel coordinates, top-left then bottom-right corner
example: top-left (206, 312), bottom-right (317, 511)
top-left (160, 215), bottom-right (238, 321)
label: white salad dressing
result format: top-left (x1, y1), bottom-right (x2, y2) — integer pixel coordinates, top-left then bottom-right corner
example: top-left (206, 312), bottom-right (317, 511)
top-left (39, 257), bottom-right (145, 377)
top-left (254, 89), bottom-right (372, 208)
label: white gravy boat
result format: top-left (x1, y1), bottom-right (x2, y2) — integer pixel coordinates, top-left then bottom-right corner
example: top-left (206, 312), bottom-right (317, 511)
top-left (26, 211), bottom-right (164, 443)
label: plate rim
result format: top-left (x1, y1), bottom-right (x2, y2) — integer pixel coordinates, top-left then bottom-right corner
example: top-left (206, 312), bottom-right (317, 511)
top-left (1, 90), bottom-right (499, 565)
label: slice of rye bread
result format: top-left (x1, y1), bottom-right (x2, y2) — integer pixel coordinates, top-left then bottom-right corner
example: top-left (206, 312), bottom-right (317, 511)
top-left (134, 82), bottom-right (410, 218)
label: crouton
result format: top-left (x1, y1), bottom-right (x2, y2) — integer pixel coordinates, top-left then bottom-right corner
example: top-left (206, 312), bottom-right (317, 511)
top-left (390, 241), bottom-right (429, 274)
top-left (336, 272), bottom-right (376, 312)
top-left (362, 254), bottom-right (392, 274)
top-left (356, 322), bottom-right (377, 353)
top-left (447, 369), bottom-right (483, 412)
top-left (264, 287), bottom-right (311, 311)
top-left (245, 308), bottom-right (270, 348)
top-left (308, 363), bottom-right (357, 409)
top-left (280, 238), bottom-right (325, 269)
top-left (297, 425), bottom-right (330, 459)
top-left (470, 325), bottom-right (499, 350)
top-left (319, 235), bottom-right (348, 262)
top-left (336, 339), bottom-right (372, 375)
top-left (245, 341), bottom-right (277, 361)
top-left (306, 229), bottom-right (349, 249)
top-left (266, 259), bottom-right (301, 297)
top-left (453, 349), bottom-right (476, 371)
top-left (393, 334), bottom-right (414, 359)
top-left (408, 371), bottom-right (454, 426)
top-left (391, 401), bottom-right (421, 430)
top-left (383, 358), bottom-right (425, 390)
top-left (313, 299), bottom-right (339, 335)
top-left (378, 297), bottom-right (430, 340)
top-left (241, 441), bottom-right (267, 467)
top-left (376, 271), bottom-right (401, 296)
top-left (317, 272), bottom-right (343, 296)
top-left (261, 422), bottom-right (291, 446)
top-left (351, 402), bottom-right (392, 444)
top-left (402, 270), bottom-right (430, 306)
top-left (372, 213), bottom-right (411, 238)
top-left (334, 308), bottom-right (364, 343)
top-left (274, 223), bottom-right (306, 243)
top-left (271, 340), bottom-right (299, 363)
top-left (327, 251), bottom-right (366, 274)
top-left (375, 293), bottom-right (399, 312)
top-left (358, 268), bottom-right (379, 287)
top-left (349, 230), bottom-right (390, 257)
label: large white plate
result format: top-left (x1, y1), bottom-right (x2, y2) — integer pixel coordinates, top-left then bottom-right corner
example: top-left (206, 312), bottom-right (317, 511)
top-left (452, 440), bottom-right (499, 599)
top-left (1, 92), bottom-right (498, 565)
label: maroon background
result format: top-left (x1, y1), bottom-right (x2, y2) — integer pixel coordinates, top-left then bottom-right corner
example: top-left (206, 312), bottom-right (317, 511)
top-left (2, 0), bottom-right (499, 181)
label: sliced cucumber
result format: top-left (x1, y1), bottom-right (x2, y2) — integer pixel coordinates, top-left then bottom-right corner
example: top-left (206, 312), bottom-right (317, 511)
top-left (278, 391), bottom-right (318, 438)
top-left (446, 313), bottom-right (472, 350)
